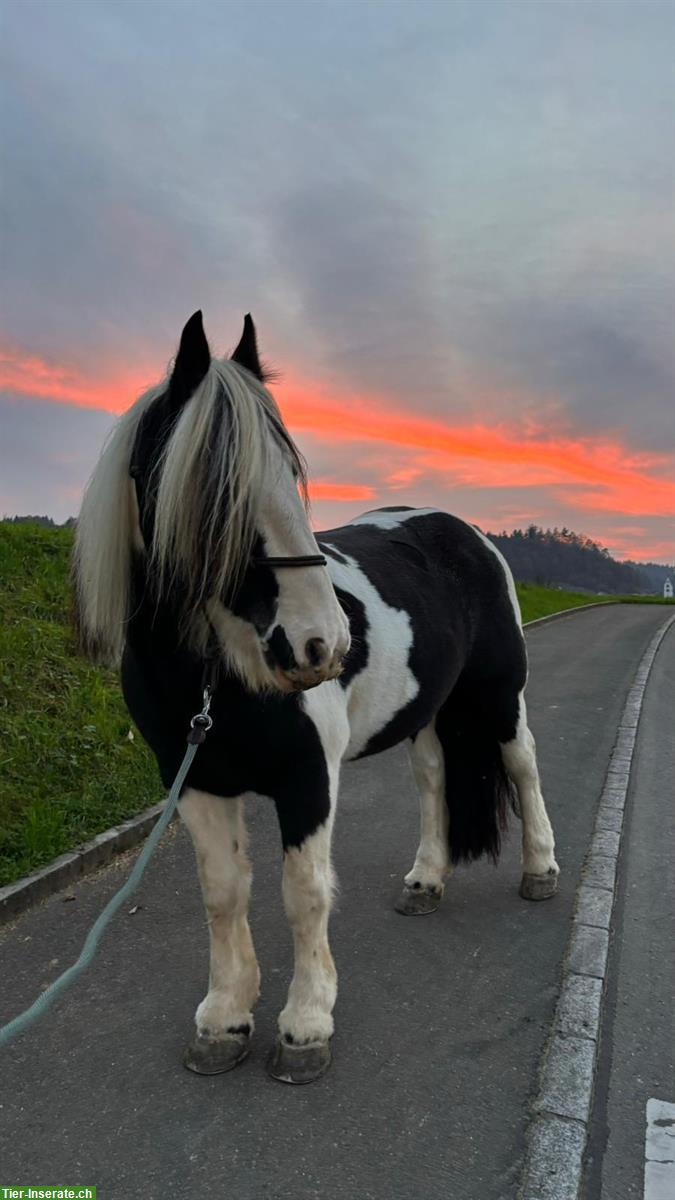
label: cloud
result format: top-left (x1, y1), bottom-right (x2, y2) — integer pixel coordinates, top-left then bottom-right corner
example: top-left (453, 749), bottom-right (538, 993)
top-left (0, 394), bottom-right (114, 522)
top-left (1, 0), bottom-right (674, 564)
top-left (2, 334), bottom-right (672, 562)
top-left (274, 378), bottom-right (675, 518)
top-left (0, 343), bottom-right (155, 412)
top-left (309, 482), bottom-right (375, 503)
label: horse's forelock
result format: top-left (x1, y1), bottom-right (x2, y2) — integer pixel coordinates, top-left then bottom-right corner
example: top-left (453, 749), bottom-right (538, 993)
top-left (150, 359), bottom-right (304, 646)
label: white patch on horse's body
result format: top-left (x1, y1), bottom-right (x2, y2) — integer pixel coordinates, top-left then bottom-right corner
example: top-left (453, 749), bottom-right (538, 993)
top-left (324, 549), bottom-right (420, 759)
top-left (349, 507), bottom-right (440, 530)
top-left (179, 789), bottom-right (260, 1037)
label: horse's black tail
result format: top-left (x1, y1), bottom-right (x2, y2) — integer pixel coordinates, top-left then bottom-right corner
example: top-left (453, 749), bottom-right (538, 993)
top-left (434, 683), bottom-right (518, 864)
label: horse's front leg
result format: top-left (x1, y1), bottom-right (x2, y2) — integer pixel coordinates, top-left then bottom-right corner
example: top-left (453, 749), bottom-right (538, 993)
top-left (180, 788), bottom-right (260, 1074)
top-left (268, 689), bottom-right (347, 1084)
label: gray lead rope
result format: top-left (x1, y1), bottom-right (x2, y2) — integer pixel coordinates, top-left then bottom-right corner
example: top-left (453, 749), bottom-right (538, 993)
top-left (0, 688), bottom-right (214, 1049)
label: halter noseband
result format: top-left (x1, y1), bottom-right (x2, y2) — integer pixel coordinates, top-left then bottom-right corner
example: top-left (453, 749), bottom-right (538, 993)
top-left (253, 555), bottom-right (327, 569)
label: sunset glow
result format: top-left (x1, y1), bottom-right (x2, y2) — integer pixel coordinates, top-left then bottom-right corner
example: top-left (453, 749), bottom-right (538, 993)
top-left (1, 341), bottom-right (672, 563)
top-left (308, 482), bottom-right (376, 502)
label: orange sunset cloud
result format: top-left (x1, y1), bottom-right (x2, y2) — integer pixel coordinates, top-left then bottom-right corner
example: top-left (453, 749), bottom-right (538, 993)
top-left (309, 482), bottom-right (375, 502)
top-left (2, 342), bottom-right (673, 546)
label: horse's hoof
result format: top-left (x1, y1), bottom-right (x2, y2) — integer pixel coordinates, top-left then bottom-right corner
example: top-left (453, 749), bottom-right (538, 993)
top-left (183, 1031), bottom-right (250, 1075)
top-left (266, 1038), bottom-right (332, 1084)
top-left (394, 884), bottom-right (442, 915)
top-left (520, 870), bottom-right (559, 901)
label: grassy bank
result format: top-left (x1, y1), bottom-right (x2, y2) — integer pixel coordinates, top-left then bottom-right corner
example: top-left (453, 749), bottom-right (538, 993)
top-left (0, 522), bottom-right (671, 886)
top-left (516, 582), bottom-right (599, 622)
top-left (517, 581), bottom-right (672, 621)
top-left (0, 523), bottom-right (158, 887)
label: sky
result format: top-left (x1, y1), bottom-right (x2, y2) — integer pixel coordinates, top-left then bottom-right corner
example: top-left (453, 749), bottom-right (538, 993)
top-left (1, 0), bottom-right (673, 563)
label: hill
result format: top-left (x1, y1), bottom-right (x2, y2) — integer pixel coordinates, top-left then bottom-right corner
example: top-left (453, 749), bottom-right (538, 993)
top-left (486, 526), bottom-right (660, 594)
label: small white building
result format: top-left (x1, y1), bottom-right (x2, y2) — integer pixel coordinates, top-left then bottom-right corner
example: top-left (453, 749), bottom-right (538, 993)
top-left (664, 578), bottom-right (673, 599)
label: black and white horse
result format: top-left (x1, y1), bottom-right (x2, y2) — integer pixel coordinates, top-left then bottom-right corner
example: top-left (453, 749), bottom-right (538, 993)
top-left (74, 312), bottom-right (559, 1084)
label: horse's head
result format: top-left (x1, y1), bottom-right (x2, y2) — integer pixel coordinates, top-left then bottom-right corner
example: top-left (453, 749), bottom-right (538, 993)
top-left (82, 311), bottom-right (350, 693)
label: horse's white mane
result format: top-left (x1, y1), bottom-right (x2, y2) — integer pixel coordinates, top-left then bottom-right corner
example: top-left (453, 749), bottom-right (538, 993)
top-left (73, 358), bottom-right (305, 665)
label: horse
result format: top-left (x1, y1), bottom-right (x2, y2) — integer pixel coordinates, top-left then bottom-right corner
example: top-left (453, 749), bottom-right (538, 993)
top-left (73, 311), bottom-right (559, 1084)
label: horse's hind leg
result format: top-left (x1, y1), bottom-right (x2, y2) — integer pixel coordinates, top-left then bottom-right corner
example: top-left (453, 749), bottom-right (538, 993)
top-left (179, 789), bottom-right (260, 1074)
top-left (500, 695), bottom-right (559, 900)
top-left (395, 722), bottom-right (450, 916)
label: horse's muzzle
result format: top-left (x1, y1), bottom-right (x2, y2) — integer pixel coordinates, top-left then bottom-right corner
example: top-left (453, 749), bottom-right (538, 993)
top-left (272, 657), bottom-right (344, 694)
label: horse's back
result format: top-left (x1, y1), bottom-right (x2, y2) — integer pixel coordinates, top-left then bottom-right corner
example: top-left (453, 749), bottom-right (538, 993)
top-left (319, 505), bottom-right (521, 643)
top-left (317, 507), bottom-right (526, 758)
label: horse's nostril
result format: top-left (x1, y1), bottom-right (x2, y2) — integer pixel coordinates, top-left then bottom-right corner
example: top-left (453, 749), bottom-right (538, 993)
top-left (305, 637), bottom-right (327, 668)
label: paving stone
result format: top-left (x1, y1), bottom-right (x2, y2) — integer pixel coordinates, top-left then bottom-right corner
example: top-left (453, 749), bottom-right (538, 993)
top-left (575, 886), bottom-right (613, 930)
top-left (595, 807), bottom-right (623, 833)
top-left (536, 1034), bottom-right (596, 1122)
top-left (600, 788), bottom-right (626, 810)
top-left (568, 924), bottom-right (609, 978)
top-left (556, 974), bottom-right (602, 1041)
top-left (590, 830), bottom-right (620, 858)
top-left (521, 1116), bottom-right (586, 1200)
top-left (583, 854), bottom-right (617, 890)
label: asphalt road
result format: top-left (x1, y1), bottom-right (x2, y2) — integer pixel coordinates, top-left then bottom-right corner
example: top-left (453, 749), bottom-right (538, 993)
top-left (583, 619), bottom-right (675, 1200)
top-left (0, 605), bottom-right (670, 1200)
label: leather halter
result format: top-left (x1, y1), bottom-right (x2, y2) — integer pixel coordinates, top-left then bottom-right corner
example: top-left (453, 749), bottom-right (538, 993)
top-left (253, 555), bottom-right (327, 569)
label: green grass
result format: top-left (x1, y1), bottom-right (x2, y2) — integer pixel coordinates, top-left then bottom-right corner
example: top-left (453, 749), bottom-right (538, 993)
top-left (0, 523), bottom-right (159, 887)
top-left (0, 523), bottom-right (672, 886)
top-left (516, 582), bottom-right (599, 622)
top-left (516, 581), bottom-right (674, 622)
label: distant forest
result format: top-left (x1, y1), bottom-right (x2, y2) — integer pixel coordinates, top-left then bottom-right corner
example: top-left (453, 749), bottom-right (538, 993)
top-left (4, 514), bottom-right (673, 595)
top-left (7, 514), bottom-right (77, 529)
top-left (486, 526), bottom-right (672, 595)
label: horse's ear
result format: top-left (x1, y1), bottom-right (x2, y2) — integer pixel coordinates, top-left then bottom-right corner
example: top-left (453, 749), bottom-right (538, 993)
top-left (168, 311), bottom-right (211, 410)
top-left (231, 313), bottom-right (264, 380)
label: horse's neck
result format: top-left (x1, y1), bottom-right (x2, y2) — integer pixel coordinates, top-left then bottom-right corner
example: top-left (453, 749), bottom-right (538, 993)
top-left (127, 582), bottom-right (260, 712)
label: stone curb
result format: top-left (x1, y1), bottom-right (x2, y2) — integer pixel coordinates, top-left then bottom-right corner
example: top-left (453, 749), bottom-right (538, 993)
top-left (0, 800), bottom-right (171, 925)
top-left (0, 602), bottom-right (668, 928)
top-left (519, 611), bottom-right (675, 1200)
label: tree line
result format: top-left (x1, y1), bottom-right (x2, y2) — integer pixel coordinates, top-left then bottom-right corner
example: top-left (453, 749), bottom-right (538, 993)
top-left (486, 526), bottom-right (671, 595)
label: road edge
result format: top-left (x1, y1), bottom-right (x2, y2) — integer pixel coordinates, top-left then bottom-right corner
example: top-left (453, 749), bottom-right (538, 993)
top-left (523, 600), bottom-right (617, 629)
top-left (0, 601), bottom-right (663, 926)
top-left (518, 611), bottom-right (675, 1200)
